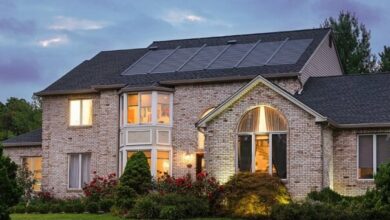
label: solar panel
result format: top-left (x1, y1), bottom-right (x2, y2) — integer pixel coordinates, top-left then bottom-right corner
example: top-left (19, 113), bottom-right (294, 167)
top-left (152, 47), bottom-right (199, 73)
top-left (180, 45), bottom-right (226, 71)
top-left (268, 39), bottom-right (313, 65)
top-left (125, 49), bottom-right (173, 75)
top-left (238, 41), bottom-right (284, 67)
top-left (209, 43), bottom-right (254, 69)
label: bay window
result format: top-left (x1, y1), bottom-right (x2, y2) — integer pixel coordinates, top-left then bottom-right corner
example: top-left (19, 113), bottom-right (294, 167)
top-left (68, 153), bottom-right (91, 189)
top-left (125, 92), bottom-right (172, 126)
top-left (69, 99), bottom-right (92, 126)
top-left (358, 134), bottom-right (390, 179)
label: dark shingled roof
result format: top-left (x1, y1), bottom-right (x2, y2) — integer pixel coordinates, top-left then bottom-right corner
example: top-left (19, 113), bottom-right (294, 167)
top-left (2, 128), bottom-right (42, 147)
top-left (295, 73), bottom-right (390, 125)
top-left (36, 28), bottom-right (331, 95)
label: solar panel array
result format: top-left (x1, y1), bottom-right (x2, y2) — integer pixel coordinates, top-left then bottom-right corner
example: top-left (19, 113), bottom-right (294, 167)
top-left (122, 38), bottom-right (313, 75)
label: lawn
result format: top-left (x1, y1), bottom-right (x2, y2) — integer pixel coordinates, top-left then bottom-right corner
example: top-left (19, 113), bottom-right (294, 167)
top-left (11, 214), bottom-right (233, 220)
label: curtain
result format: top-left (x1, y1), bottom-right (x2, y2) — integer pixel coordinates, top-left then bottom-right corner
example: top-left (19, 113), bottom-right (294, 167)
top-left (69, 154), bottom-right (80, 188)
top-left (272, 134), bottom-right (287, 179)
top-left (359, 136), bottom-right (373, 168)
top-left (81, 154), bottom-right (91, 186)
top-left (265, 106), bottom-right (287, 132)
top-left (377, 135), bottom-right (390, 169)
top-left (238, 108), bottom-right (259, 132)
top-left (238, 106), bottom-right (286, 132)
top-left (238, 135), bottom-right (252, 172)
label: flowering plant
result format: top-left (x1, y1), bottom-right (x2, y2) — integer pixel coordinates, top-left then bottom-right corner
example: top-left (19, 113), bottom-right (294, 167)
top-left (82, 172), bottom-right (117, 201)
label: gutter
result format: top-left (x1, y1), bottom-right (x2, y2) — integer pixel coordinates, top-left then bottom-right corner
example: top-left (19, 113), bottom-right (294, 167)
top-left (35, 84), bottom-right (127, 97)
top-left (2, 142), bottom-right (42, 147)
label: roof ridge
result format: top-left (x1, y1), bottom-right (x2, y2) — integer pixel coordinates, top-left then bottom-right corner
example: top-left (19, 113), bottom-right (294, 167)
top-left (150, 28), bottom-right (330, 45)
top-left (307, 72), bottom-right (390, 80)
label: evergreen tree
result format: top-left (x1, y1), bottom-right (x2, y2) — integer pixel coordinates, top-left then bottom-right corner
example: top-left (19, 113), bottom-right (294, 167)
top-left (0, 144), bottom-right (22, 220)
top-left (379, 46), bottom-right (390, 72)
top-left (322, 11), bottom-right (376, 74)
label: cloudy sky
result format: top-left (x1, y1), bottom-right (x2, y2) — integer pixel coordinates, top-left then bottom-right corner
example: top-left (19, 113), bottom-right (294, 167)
top-left (0, 0), bottom-right (389, 102)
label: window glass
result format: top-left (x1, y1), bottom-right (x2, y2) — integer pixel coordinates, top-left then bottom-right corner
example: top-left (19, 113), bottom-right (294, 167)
top-left (81, 154), bottom-right (91, 186)
top-left (238, 135), bottom-right (252, 172)
top-left (358, 135), bottom-right (373, 179)
top-left (82, 99), bottom-right (92, 125)
top-left (196, 153), bottom-right (205, 174)
top-left (140, 93), bottom-right (152, 123)
top-left (127, 150), bottom-right (151, 169)
top-left (238, 106), bottom-right (287, 132)
top-left (70, 100), bottom-right (81, 126)
top-left (23, 157), bottom-right (42, 191)
top-left (157, 94), bottom-right (170, 124)
top-left (157, 151), bottom-right (170, 177)
top-left (377, 135), bottom-right (390, 170)
top-left (69, 154), bottom-right (80, 188)
top-left (272, 134), bottom-right (287, 179)
top-left (127, 94), bottom-right (138, 124)
top-left (255, 135), bottom-right (269, 173)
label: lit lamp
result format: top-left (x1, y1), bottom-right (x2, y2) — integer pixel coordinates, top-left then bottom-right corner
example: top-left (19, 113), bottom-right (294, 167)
top-left (184, 150), bottom-right (193, 169)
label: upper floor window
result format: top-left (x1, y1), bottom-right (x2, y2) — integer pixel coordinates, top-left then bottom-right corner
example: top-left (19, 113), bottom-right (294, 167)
top-left (126, 92), bottom-right (172, 126)
top-left (70, 99), bottom-right (92, 126)
top-left (358, 134), bottom-right (390, 179)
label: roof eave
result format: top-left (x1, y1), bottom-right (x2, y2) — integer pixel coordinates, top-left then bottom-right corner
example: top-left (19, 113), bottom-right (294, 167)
top-left (2, 142), bottom-right (42, 147)
top-left (332, 122), bottom-right (390, 129)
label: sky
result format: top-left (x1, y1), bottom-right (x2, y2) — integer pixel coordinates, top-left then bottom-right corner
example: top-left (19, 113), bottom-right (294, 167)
top-left (0, 0), bottom-right (389, 102)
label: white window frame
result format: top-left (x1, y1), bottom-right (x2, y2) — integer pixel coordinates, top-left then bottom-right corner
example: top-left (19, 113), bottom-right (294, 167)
top-left (126, 129), bottom-right (152, 145)
top-left (69, 99), bottom-right (93, 127)
top-left (123, 92), bottom-right (173, 127)
top-left (236, 131), bottom-right (287, 180)
top-left (120, 146), bottom-right (172, 177)
top-left (357, 134), bottom-right (386, 180)
top-left (67, 153), bottom-right (90, 190)
top-left (156, 130), bottom-right (171, 145)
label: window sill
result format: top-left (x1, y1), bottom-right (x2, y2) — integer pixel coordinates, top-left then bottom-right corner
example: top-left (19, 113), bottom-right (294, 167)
top-left (68, 125), bottom-right (93, 129)
top-left (357, 178), bottom-right (374, 182)
top-left (67, 188), bottom-right (83, 192)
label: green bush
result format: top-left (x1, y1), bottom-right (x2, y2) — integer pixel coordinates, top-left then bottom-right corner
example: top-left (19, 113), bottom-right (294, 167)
top-left (99, 199), bottom-right (114, 212)
top-left (37, 203), bottom-right (50, 214)
top-left (220, 172), bottom-right (290, 218)
top-left (86, 202), bottom-right (99, 214)
top-left (159, 205), bottom-right (185, 220)
top-left (63, 203), bottom-right (74, 213)
top-left (307, 187), bottom-right (345, 203)
top-left (375, 162), bottom-right (390, 204)
top-left (130, 193), bottom-right (209, 219)
top-left (50, 204), bottom-right (62, 213)
top-left (25, 205), bottom-right (38, 213)
top-left (0, 144), bottom-right (23, 220)
top-left (11, 204), bottom-right (25, 214)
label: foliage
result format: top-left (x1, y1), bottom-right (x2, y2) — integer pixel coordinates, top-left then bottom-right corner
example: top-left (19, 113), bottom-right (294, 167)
top-left (130, 193), bottom-right (209, 219)
top-left (83, 172), bottom-right (117, 202)
top-left (86, 202), bottom-right (99, 214)
top-left (0, 97), bottom-right (42, 141)
top-left (10, 213), bottom-right (125, 220)
top-left (379, 46), bottom-right (390, 72)
top-left (220, 172), bottom-right (290, 218)
top-left (0, 144), bottom-right (23, 220)
top-left (322, 11), bottom-right (376, 74)
top-left (307, 187), bottom-right (349, 204)
top-left (114, 151), bottom-right (151, 213)
top-left (374, 162), bottom-right (390, 204)
top-left (99, 199), bottom-right (114, 213)
top-left (16, 162), bottom-right (36, 202)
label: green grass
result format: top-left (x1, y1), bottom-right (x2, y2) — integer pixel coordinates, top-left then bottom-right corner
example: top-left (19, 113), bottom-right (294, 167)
top-left (11, 214), bottom-right (234, 220)
top-left (11, 214), bottom-right (121, 220)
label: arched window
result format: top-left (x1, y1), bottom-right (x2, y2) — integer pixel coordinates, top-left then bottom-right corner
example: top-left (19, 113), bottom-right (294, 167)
top-left (237, 106), bottom-right (287, 179)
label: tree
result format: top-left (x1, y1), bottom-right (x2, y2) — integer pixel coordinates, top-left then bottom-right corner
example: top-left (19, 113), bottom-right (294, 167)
top-left (0, 97), bottom-right (42, 141)
top-left (322, 11), bottom-right (376, 74)
top-left (379, 46), bottom-right (390, 72)
top-left (0, 144), bottom-right (22, 220)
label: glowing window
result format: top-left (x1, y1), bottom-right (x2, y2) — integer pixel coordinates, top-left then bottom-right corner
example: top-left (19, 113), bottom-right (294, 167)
top-left (157, 151), bottom-right (170, 177)
top-left (70, 99), bottom-right (92, 126)
top-left (238, 106), bottom-right (287, 132)
top-left (127, 150), bottom-right (151, 169)
top-left (140, 93), bottom-right (152, 123)
top-left (157, 94), bottom-right (170, 124)
top-left (127, 94), bottom-right (138, 124)
top-left (23, 157), bottom-right (42, 191)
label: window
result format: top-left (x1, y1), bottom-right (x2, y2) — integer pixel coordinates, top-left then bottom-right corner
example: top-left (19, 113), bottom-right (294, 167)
top-left (156, 151), bottom-right (170, 177)
top-left (125, 149), bottom-right (171, 177)
top-left (126, 92), bottom-right (172, 125)
top-left (358, 134), bottom-right (390, 179)
top-left (157, 94), bottom-right (170, 124)
top-left (140, 93), bottom-right (152, 123)
top-left (127, 94), bottom-right (138, 124)
top-left (70, 99), bottom-right (92, 126)
top-left (237, 106), bottom-right (287, 179)
top-left (68, 153), bottom-right (91, 189)
top-left (127, 150), bottom-right (152, 168)
top-left (23, 157), bottom-right (42, 191)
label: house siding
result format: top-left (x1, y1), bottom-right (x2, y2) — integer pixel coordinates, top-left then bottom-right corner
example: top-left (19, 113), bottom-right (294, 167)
top-left (41, 90), bottom-right (119, 197)
top-left (300, 33), bottom-right (343, 84)
top-left (204, 82), bottom-right (323, 199)
top-left (332, 129), bottom-right (390, 196)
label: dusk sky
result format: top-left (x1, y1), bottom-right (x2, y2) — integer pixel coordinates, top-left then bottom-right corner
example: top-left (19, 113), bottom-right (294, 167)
top-left (0, 0), bottom-right (389, 102)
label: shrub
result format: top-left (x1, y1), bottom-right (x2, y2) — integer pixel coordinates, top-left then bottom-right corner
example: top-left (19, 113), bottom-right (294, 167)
top-left (0, 144), bottom-right (23, 220)
top-left (63, 203), bottom-right (74, 213)
top-left (307, 187), bottom-right (345, 203)
top-left (159, 205), bottom-right (185, 220)
top-left (86, 202), bottom-right (99, 214)
top-left (16, 163), bottom-right (35, 202)
top-left (131, 193), bottom-right (209, 219)
top-left (374, 162), bottom-right (390, 204)
top-left (25, 204), bottom-right (38, 213)
top-left (11, 204), bottom-right (25, 214)
top-left (50, 204), bottom-right (62, 213)
top-left (99, 198), bottom-right (114, 212)
top-left (37, 203), bottom-right (50, 214)
top-left (83, 172), bottom-right (117, 202)
top-left (220, 172), bottom-right (290, 218)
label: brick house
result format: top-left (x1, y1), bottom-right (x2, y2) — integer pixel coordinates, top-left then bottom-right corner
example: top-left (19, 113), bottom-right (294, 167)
top-left (3, 28), bottom-right (390, 199)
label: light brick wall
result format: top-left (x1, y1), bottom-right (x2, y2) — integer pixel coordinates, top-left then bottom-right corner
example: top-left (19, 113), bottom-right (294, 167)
top-left (3, 146), bottom-right (42, 166)
top-left (322, 127), bottom-right (333, 189)
top-left (332, 129), bottom-right (390, 196)
top-left (41, 90), bottom-right (119, 197)
top-left (204, 83), bottom-right (323, 199)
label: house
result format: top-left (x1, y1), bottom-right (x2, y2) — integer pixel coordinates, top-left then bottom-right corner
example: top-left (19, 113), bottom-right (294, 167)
top-left (3, 28), bottom-right (390, 199)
